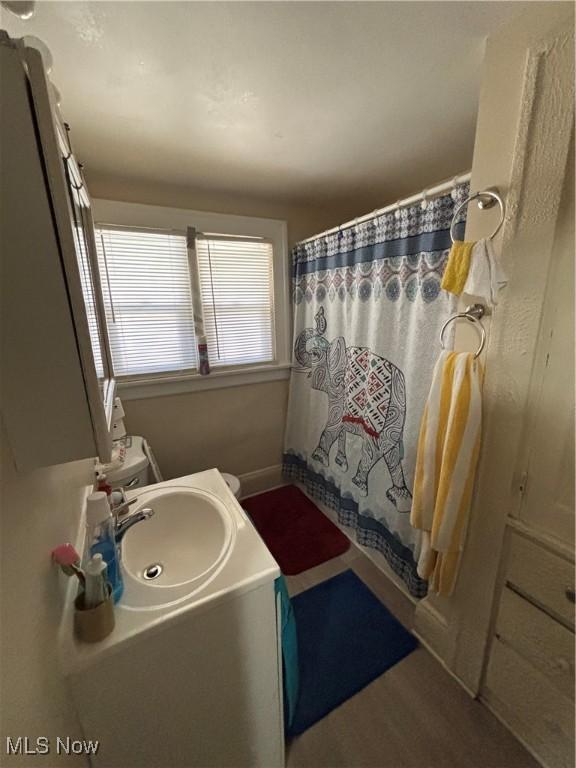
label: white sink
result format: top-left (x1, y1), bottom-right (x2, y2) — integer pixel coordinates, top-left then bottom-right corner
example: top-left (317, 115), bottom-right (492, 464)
top-left (120, 485), bottom-right (235, 609)
top-left (60, 469), bottom-right (279, 669)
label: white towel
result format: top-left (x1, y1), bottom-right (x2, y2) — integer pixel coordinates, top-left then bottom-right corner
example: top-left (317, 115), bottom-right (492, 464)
top-left (463, 238), bottom-right (507, 306)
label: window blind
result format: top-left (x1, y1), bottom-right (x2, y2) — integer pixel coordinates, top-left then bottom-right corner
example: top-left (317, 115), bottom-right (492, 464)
top-left (64, 167), bottom-right (105, 381)
top-left (73, 222), bottom-right (104, 380)
top-left (95, 227), bottom-right (197, 377)
top-left (195, 236), bottom-right (275, 366)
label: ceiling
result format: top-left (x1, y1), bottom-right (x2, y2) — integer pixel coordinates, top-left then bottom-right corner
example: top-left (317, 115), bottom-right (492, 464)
top-left (2, 1), bottom-right (539, 213)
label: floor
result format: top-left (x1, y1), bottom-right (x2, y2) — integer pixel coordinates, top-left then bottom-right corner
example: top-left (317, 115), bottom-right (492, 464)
top-left (284, 545), bottom-right (540, 768)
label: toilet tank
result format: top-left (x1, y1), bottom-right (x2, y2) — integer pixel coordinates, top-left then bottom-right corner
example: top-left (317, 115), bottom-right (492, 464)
top-left (102, 436), bottom-right (163, 490)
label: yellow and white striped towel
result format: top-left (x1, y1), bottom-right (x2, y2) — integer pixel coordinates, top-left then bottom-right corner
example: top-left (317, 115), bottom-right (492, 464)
top-left (410, 351), bottom-right (483, 595)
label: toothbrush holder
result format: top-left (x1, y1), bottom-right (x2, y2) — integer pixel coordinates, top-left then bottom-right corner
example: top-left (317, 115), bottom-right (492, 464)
top-left (74, 584), bottom-right (115, 643)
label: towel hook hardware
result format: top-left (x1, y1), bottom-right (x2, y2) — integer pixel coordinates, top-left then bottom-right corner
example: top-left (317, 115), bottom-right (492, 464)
top-left (449, 188), bottom-right (505, 244)
top-left (440, 303), bottom-right (486, 359)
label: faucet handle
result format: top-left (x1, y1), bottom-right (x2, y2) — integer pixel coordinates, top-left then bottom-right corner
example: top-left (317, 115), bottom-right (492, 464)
top-left (112, 495), bottom-right (138, 517)
top-left (111, 478), bottom-right (140, 515)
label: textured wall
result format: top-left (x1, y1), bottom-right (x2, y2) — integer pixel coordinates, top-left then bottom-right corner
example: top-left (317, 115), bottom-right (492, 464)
top-left (0, 432), bottom-right (92, 766)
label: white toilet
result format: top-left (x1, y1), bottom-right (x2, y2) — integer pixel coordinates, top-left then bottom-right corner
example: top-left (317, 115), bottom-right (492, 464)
top-left (100, 435), bottom-right (163, 490)
top-left (221, 472), bottom-right (242, 500)
top-left (103, 443), bottom-right (241, 501)
top-left (101, 400), bottom-right (242, 499)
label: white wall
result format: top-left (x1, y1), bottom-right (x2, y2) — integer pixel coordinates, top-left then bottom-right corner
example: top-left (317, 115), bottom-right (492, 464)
top-left (124, 380), bottom-right (289, 494)
top-left (0, 430), bottom-right (93, 766)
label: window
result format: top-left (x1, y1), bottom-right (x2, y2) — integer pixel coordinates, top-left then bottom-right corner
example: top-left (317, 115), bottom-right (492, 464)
top-left (94, 226), bottom-right (275, 378)
top-left (96, 227), bottom-right (197, 377)
top-left (196, 235), bottom-right (274, 366)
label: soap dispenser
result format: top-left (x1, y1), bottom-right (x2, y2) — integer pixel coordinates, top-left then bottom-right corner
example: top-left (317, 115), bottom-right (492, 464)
top-left (85, 492), bottom-right (123, 603)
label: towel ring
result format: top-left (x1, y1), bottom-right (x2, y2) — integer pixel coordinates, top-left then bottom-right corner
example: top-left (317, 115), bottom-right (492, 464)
top-left (440, 304), bottom-right (486, 359)
top-left (450, 189), bottom-right (505, 244)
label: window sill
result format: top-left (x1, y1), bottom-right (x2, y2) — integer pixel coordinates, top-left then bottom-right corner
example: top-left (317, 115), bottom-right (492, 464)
top-left (116, 363), bottom-right (292, 401)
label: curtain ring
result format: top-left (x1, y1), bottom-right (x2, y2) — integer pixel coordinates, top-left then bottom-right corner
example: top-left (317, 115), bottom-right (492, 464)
top-left (450, 176), bottom-right (461, 200)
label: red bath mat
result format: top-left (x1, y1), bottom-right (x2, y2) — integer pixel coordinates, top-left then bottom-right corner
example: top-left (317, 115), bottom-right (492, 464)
top-left (243, 485), bottom-right (350, 575)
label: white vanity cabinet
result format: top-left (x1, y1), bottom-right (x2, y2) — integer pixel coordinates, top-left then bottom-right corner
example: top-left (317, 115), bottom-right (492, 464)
top-left (62, 471), bottom-right (285, 768)
top-left (69, 580), bottom-right (285, 768)
top-left (0, 35), bottom-right (114, 469)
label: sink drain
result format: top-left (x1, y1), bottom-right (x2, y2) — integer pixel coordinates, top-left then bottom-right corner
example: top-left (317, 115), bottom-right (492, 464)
top-left (143, 563), bottom-right (163, 580)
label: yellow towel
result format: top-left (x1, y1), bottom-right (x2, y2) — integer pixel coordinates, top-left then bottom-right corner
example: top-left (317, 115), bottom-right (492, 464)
top-left (441, 241), bottom-right (474, 294)
top-left (410, 351), bottom-right (483, 595)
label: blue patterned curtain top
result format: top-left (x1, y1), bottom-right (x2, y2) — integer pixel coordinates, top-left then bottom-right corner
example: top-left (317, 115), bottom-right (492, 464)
top-left (284, 182), bottom-right (470, 598)
top-left (293, 183), bottom-right (469, 278)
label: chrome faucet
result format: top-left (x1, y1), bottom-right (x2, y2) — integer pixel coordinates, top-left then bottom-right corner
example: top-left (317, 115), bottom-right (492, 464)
top-left (115, 507), bottom-right (154, 543)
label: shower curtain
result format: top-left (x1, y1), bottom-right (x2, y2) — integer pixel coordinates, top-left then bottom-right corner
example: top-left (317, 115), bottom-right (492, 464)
top-left (283, 183), bottom-right (469, 597)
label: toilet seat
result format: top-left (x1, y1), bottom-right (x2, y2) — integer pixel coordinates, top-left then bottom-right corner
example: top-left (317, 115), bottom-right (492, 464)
top-left (221, 472), bottom-right (241, 500)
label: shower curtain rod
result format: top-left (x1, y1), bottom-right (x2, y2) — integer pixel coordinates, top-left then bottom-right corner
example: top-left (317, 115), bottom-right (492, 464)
top-left (298, 171), bottom-right (472, 245)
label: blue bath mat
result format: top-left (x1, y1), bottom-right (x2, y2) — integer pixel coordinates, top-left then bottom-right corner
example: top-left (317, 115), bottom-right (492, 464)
top-left (288, 569), bottom-right (418, 737)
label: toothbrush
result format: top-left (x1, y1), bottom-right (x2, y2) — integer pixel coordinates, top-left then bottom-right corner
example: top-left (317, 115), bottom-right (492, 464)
top-left (51, 543), bottom-right (85, 586)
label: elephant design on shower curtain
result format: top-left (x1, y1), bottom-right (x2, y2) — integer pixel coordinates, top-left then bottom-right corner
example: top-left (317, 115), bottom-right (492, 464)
top-left (294, 308), bottom-right (413, 512)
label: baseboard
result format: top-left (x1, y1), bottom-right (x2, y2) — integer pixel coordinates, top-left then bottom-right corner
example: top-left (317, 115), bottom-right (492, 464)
top-left (412, 627), bottom-right (478, 700)
top-left (415, 596), bottom-right (449, 631)
top-left (239, 464), bottom-right (287, 500)
top-left (413, 597), bottom-right (457, 663)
